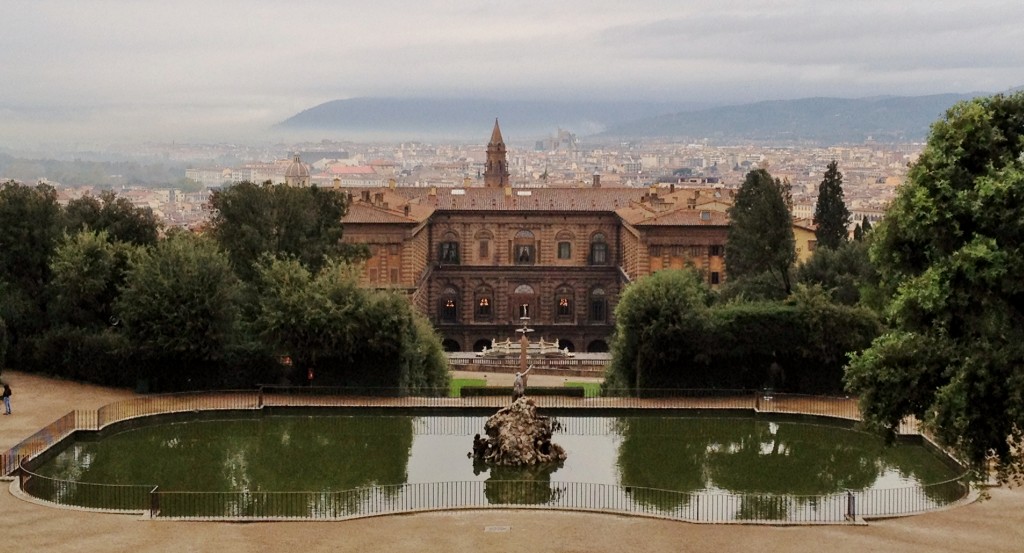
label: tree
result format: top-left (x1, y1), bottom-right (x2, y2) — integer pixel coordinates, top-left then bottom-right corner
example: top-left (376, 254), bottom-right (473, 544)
top-left (48, 230), bottom-right (137, 329)
top-left (0, 181), bottom-right (65, 366)
top-left (725, 169), bottom-right (796, 295)
top-left (606, 269), bottom-right (711, 391)
top-left (813, 160), bottom-right (851, 250)
top-left (251, 257), bottom-right (448, 392)
top-left (845, 92), bottom-right (1024, 479)
top-left (209, 182), bottom-right (365, 281)
top-left (116, 232), bottom-right (244, 390)
top-left (65, 190), bottom-right (160, 247)
top-left (796, 239), bottom-right (879, 306)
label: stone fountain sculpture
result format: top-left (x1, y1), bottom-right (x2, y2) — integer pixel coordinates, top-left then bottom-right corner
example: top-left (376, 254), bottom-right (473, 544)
top-left (471, 310), bottom-right (567, 466)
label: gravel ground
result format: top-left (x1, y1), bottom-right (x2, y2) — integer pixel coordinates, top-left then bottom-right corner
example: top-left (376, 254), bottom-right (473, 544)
top-left (2, 370), bottom-right (1023, 553)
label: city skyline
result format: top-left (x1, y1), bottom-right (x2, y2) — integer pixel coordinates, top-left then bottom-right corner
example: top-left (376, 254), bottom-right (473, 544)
top-left (2, 0), bottom-right (1022, 147)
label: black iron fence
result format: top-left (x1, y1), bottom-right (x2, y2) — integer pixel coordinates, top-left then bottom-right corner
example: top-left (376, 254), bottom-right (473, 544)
top-left (2, 387), bottom-right (968, 523)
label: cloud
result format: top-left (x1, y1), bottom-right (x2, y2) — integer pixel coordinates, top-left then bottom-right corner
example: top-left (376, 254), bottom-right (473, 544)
top-left (0, 0), bottom-right (1022, 146)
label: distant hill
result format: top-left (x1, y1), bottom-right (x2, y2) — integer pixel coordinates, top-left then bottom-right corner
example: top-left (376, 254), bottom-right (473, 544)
top-left (599, 94), bottom-right (986, 143)
top-left (275, 98), bottom-right (709, 141)
top-left (277, 91), bottom-right (1016, 144)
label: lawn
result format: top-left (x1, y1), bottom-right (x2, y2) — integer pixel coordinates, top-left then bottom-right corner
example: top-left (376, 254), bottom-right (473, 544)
top-left (564, 381), bottom-right (601, 398)
top-left (449, 378), bottom-right (487, 397)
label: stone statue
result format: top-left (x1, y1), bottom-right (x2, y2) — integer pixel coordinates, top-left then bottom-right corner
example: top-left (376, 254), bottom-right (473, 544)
top-left (470, 396), bottom-right (566, 466)
top-left (512, 364), bottom-right (533, 401)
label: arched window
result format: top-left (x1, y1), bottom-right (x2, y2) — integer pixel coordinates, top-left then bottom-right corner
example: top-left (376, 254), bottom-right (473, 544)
top-left (440, 286), bottom-right (459, 323)
top-left (554, 285), bottom-right (574, 321)
top-left (439, 231), bottom-right (460, 264)
top-left (589, 232), bottom-right (608, 265)
top-left (512, 283), bottom-right (536, 320)
top-left (475, 286), bottom-right (493, 321)
top-left (589, 286), bottom-right (607, 323)
top-left (514, 229), bottom-right (536, 265)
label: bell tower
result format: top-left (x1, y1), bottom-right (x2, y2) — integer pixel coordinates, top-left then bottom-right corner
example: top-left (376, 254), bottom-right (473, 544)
top-left (483, 118), bottom-right (510, 188)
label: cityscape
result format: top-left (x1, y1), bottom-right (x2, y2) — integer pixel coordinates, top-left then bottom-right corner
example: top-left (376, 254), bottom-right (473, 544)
top-left (2, 1), bottom-right (1024, 552)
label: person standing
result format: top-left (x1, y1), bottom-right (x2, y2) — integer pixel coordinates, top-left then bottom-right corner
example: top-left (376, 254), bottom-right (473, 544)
top-left (2, 383), bottom-right (11, 415)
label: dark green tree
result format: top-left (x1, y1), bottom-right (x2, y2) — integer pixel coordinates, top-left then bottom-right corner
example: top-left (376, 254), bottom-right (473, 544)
top-left (65, 190), bottom-right (160, 247)
top-left (209, 182), bottom-right (365, 281)
top-left (796, 239), bottom-right (879, 306)
top-left (812, 160), bottom-right (851, 250)
top-left (725, 169), bottom-right (796, 295)
top-left (606, 269), bottom-right (710, 392)
top-left (116, 232), bottom-right (244, 390)
top-left (0, 181), bottom-right (65, 366)
top-left (48, 230), bottom-right (137, 329)
top-left (845, 92), bottom-right (1024, 479)
top-left (860, 216), bottom-right (873, 235)
top-left (252, 257), bottom-right (448, 392)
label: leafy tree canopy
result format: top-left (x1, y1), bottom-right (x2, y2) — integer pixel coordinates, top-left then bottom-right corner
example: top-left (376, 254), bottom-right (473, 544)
top-left (209, 182), bottom-right (366, 281)
top-left (116, 232), bottom-right (242, 389)
top-left (65, 190), bottom-right (160, 247)
top-left (725, 169), bottom-right (796, 295)
top-left (846, 92), bottom-right (1024, 479)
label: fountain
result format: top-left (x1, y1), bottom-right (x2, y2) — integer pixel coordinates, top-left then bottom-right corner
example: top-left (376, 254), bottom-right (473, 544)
top-left (470, 306), bottom-right (567, 466)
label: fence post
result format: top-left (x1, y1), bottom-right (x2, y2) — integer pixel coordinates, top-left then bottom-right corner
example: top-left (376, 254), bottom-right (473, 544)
top-left (846, 490), bottom-right (856, 521)
top-left (150, 486), bottom-right (160, 518)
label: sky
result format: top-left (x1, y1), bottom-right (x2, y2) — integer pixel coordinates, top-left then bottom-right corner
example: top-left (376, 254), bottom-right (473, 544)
top-left (1, 0), bottom-right (1022, 148)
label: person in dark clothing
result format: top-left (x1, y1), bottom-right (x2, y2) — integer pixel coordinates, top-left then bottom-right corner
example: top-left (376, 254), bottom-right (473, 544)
top-left (2, 383), bottom-right (11, 415)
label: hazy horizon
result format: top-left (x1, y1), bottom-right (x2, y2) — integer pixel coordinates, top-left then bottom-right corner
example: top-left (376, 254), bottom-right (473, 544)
top-left (2, 0), bottom-right (1022, 149)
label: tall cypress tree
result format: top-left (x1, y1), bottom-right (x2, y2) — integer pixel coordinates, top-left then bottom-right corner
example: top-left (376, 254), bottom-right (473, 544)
top-left (726, 169), bottom-right (796, 295)
top-left (813, 160), bottom-right (851, 250)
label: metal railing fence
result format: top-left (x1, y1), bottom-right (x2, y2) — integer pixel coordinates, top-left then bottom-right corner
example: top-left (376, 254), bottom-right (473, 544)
top-left (2, 386), bottom-right (967, 523)
top-left (147, 475), bottom-right (971, 522)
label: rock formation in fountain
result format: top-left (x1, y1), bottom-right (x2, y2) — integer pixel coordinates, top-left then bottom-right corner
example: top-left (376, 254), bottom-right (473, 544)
top-left (471, 397), bottom-right (567, 466)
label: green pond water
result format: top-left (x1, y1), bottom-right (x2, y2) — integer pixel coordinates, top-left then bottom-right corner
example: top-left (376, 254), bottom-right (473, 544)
top-left (37, 412), bottom-right (959, 501)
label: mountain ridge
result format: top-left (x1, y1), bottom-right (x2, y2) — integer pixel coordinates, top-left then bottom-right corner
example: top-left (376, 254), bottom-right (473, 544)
top-left (277, 91), bottom-right (1013, 144)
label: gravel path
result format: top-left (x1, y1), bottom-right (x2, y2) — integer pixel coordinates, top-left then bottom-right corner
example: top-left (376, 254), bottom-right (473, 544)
top-left (2, 370), bottom-right (1023, 553)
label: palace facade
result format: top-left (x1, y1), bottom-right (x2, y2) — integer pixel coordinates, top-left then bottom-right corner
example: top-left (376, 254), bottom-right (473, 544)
top-left (340, 121), bottom-right (732, 353)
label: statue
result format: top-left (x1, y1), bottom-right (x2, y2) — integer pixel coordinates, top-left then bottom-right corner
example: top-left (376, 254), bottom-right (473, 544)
top-left (512, 364), bottom-right (534, 401)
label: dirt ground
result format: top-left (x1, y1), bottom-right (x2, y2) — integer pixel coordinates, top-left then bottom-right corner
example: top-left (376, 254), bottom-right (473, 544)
top-left (3, 370), bottom-right (1024, 553)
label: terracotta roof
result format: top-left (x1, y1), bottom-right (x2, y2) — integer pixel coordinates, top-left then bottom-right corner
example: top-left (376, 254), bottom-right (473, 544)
top-left (617, 203), bottom-right (730, 226)
top-left (342, 189), bottom-right (433, 224)
top-left (388, 186), bottom-right (649, 211)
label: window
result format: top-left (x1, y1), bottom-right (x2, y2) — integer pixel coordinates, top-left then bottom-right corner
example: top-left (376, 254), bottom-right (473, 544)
top-left (690, 245), bottom-right (702, 258)
top-left (808, 240), bottom-right (817, 252)
top-left (589, 287), bottom-right (607, 323)
top-left (388, 244), bottom-right (399, 255)
top-left (440, 287), bottom-right (458, 322)
top-left (711, 271), bottom-right (720, 285)
top-left (475, 230), bottom-right (492, 261)
top-left (649, 245), bottom-right (662, 257)
top-left (555, 286), bottom-right (573, 320)
top-left (516, 245), bottom-right (535, 264)
top-left (590, 233), bottom-right (608, 265)
top-left (709, 245), bottom-right (724, 257)
top-left (700, 210), bottom-right (711, 221)
top-left (514, 229), bottom-right (536, 266)
top-left (439, 242), bottom-right (459, 264)
top-left (475, 287), bottom-right (493, 321)
top-left (390, 269), bottom-right (399, 284)
top-left (557, 241), bottom-right (572, 259)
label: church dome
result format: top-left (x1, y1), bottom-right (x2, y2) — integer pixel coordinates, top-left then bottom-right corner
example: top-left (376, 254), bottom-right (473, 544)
top-left (284, 154), bottom-right (310, 187)
top-left (285, 154), bottom-right (310, 178)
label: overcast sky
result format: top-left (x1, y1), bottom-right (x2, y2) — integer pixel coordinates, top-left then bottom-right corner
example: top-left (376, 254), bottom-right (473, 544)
top-left (2, 0), bottom-right (1022, 147)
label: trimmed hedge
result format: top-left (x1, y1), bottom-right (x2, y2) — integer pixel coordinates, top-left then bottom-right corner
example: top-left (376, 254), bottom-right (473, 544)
top-left (460, 386), bottom-right (586, 398)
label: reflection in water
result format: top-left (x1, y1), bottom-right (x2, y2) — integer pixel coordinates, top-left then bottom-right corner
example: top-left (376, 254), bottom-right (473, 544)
top-left (34, 413), bottom-right (961, 519)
